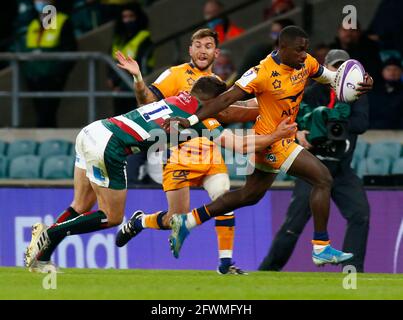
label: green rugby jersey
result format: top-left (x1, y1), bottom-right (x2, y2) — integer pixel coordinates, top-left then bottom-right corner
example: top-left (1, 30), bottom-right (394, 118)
top-left (102, 92), bottom-right (224, 152)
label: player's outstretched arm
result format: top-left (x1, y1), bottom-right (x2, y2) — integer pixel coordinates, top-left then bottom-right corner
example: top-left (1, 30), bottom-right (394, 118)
top-left (115, 50), bottom-right (157, 105)
top-left (215, 117), bottom-right (297, 154)
top-left (163, 85), bottom-right (247, 131)
top-left (216, 98), bottom-right (259, 123)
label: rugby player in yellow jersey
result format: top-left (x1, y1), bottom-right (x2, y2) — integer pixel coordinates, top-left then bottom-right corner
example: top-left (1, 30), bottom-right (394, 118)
top-left (166, 26), bottom-right (374, 266)
top-left (114, 29), bottom-right (257, 274)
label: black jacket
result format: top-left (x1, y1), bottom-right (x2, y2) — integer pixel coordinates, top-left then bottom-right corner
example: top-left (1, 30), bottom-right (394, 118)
top-left (303, 82), bottom-right (369, 172)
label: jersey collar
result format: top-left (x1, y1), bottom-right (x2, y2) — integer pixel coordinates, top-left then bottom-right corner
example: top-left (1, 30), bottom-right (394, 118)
top-left (270, 50), bottom-right (294, 71)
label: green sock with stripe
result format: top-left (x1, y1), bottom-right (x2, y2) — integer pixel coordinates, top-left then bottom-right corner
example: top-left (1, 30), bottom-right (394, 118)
top-left (45, 210), bottom-right (108, 248)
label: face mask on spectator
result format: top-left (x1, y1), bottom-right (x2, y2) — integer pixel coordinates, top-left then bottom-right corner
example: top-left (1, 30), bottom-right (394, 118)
top-left (124, 20), bottom-right (140, 33)
top-left (34, 1), bottom-right (49, 13)
top-left (270, 31), bottom-right (280, 41)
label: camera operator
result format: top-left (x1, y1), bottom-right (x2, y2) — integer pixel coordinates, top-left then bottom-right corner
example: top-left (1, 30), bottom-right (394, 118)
top-left (259, 49), bottom-right (370, 272)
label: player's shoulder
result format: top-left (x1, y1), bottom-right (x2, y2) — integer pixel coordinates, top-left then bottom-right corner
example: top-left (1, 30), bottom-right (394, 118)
top-left (170, 62), bottom-right (195, 74)
top-left (305, 52), bottom-right (319, 64)
top-left (257, 52), bottom-right (279, 73)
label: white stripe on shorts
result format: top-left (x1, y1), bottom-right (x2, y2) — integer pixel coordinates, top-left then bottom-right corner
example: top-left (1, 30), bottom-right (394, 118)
top-left (280, 145), bottom-right (304, 173)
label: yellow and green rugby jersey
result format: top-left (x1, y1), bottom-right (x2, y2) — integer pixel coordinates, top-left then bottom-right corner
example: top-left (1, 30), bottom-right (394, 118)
top-left (102, 92), bottom-right (223, 152)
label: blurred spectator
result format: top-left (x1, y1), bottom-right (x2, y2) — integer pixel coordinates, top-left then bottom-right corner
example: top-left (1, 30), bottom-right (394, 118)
top-left (203, 0), bottom-right (244, 44)
top-left (213, 49), bottom-right (237, 87)
top-left (21, 0), bottom-right (77, 127)
top-left (14, 0), bottom-right (36, 34)
top-left (108, 2), bottom-right (154, 115)
top-left (329, 23), bottom-right (382, 84)
top-left (237, 19), bottom-right (294, 78)
top-left (367, 0), bottom-right (403, 56)
top-left (100, 0), bottom-right (136, 24)
top-left (311, 43), bottom-right (330, 66)
top-left (368, 58), bottom-right (403, 129)
top-left (72, 0), bottom-right (102, 37)
top-left (269, 18), bottom-right (294, 49)
top-left (264, 0), bottom-right (295, 20)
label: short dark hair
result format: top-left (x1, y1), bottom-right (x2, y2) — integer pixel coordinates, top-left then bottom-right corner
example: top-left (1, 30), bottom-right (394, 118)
top-left (190, 76), bottom-right (227, 100)
top-left (279, 26), bottom-right (308, 45)
top-left (191, 28), bottom-right (219, 47)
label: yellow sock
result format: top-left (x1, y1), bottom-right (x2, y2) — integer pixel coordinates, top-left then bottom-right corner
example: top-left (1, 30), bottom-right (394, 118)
top-left (144, 212), bottom-right (161, 229)
top-left (215, 214), bottom-right (235, 259)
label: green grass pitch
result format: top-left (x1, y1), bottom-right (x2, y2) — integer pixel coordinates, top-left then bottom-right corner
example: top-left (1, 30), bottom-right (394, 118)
top-left (0, 267), bottom-right (402, 300)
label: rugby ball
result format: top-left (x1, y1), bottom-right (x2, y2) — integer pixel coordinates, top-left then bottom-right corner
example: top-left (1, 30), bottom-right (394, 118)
top-left (334, 59), bottom-right (365, 103)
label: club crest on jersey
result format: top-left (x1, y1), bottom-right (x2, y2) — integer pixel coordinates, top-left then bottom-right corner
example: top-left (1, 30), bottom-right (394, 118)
top-left (187, 77), bottom-right (195, 86)
top-left (272, 79), bottom-right (282, 89)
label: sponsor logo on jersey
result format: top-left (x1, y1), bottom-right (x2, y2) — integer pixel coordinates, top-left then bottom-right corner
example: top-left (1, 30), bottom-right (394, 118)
top-left (290, 68), bottom-right (309, 85)
top-left (281, 105), bottom-right (299, 117)
top-left (271, 71), bottom-right (280, 77)
top-left (185, 69), bottom-right (195, 75)
top-left (92, 166), bottom-right (106, 182)
top-left (172, 170), bottom-right (190, 181)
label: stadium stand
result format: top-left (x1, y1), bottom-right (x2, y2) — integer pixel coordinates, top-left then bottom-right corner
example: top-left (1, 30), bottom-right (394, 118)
top-left (38, 139), bottom-right (72, 158)
top-left (0, 156), bottom-right (8, 178)
top-left (367, 141), bottom-right (402, 161)
top-left (8, 155), bottom-right (42, 179)
top-left (6, 140), bottom-right (38, 159)
top-left (42, 155), bottom-right (75, 179)
top-left (0, 140), bottom-right (7, 155)
top-left (391, 158), bottom-right (403, 175)
top-left (356, 156), bottom-right (391, 178)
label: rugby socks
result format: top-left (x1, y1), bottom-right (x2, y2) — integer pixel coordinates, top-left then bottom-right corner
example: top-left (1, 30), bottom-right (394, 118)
top-left (142, 211), bottom-right (169, 230)
top-left (312, 231), bottom-right (330, 254)
top-left (46, 210), bottom-right (108, 243)
top-left (214, 214), bottom-right (235, 263)
top-left (55, 206), bottom-right (80, 223)
top-left (185, 205), bottom-right (212, 229)
top-left (39, 207), bottom-right (80, 261)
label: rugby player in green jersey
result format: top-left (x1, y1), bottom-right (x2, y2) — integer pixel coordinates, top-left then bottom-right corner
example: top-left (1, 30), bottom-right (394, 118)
top-left (24, 76), bottom-right (297, 272)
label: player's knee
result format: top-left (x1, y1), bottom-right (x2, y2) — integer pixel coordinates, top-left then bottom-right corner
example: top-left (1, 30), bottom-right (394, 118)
top-left (316, 168), bottom-right (333, 189)
top-left (106, 213), bottom-right (124, 227)
top-left (204, 173), bottom-right (230, 201)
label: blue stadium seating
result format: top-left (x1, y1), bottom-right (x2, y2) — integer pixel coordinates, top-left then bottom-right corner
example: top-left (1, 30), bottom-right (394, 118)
top-left (38, 139), bottom-right (72, 158)
top-left (367, 141), bottom-right (401, 161)
top-left (357, 157), bottom-right (391, 178)
top-left (353, 140), bottom-right (368, 161)
top-left (0, 140), bottom-right (7, 155)
top-left (42, 155), bottom-right (75, 179)
top-left (0, 156), bottom-right (8, 178)
top-left (9, 155), bottom-right (41, 179)
top-left (391, 158), bottom-right (403, 175)
top-left (7, 140), bottom-right (37, 159)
